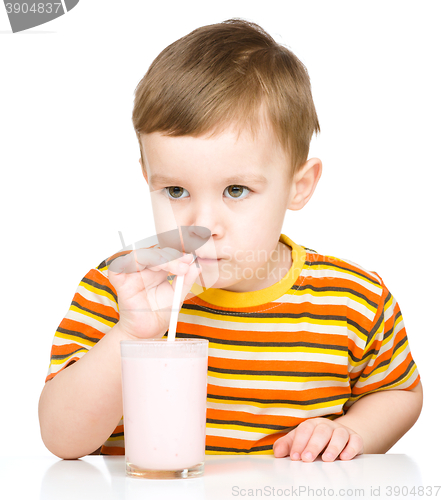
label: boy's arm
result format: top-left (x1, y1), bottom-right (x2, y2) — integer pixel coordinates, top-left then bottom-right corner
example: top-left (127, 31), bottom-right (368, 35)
top-left (334, 381), bottom-right (423, 454)
top-left (39, 251), bottom-right (199, 460)
top-left (273, 382), bottom-right (423, 461)
top-left (38, 323), bottom-right (128, 459)
top-left (274, 272), bottom-right (423, 462)
top-left (334, 272), bottom-right (423, 455)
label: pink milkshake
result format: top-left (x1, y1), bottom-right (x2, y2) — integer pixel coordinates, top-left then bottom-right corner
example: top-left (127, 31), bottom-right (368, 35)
top-left (120, 339), bottom-right (209, 479)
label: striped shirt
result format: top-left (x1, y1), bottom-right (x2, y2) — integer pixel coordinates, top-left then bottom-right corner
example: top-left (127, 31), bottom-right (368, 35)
top-left (45, 234), bottom-right (420, 455)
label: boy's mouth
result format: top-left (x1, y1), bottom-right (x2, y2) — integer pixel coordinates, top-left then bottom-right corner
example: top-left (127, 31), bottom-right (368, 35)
top-left (195, 251), bottom-right (219, 259)
top-left (195, 254), bottom-right (222, 263)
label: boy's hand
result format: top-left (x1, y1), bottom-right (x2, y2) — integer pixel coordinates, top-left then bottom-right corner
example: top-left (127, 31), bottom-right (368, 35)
top-left (107, 247), bottom-right (201, 340)
top-left (273, 417), bottom-right (364, 462)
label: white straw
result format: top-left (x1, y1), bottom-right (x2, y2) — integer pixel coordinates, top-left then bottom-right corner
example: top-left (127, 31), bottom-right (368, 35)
top-left (167, 274), bottom-right (184, 342)
top-left (167, 254), bottom-right (196, 342)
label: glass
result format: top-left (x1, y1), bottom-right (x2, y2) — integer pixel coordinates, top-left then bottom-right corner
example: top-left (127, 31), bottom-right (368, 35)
top-left (120, 338), bottom-right (209, 479)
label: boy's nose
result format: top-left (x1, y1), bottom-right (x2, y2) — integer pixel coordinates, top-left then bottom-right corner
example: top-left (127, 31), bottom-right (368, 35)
top-left (186, 225), bottom-right (211, 239)
top-left (189, 204), bottom-right (224, 239)
top-left (180, 225), bottom-right (212, 253)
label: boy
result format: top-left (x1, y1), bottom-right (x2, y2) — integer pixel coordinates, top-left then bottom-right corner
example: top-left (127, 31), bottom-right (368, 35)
top-left (38, 18), bottom-right (423, 462)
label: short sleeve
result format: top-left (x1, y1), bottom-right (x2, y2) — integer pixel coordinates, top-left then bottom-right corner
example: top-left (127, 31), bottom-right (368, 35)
top-left (344, 273), bottom-right (420, 411)
top-left (45, 263), bottom-right (119, 383)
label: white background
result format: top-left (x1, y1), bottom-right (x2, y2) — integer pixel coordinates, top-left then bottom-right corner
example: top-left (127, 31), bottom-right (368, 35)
top-left (1, 0), bottom-right (440, 460)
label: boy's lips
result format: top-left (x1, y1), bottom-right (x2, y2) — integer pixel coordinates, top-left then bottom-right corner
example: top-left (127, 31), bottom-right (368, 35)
top-left (195, 253), bottom-right (222, 261)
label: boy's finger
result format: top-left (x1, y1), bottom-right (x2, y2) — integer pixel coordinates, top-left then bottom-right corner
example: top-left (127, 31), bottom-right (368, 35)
top-left (288, 423), bottom-right (314, 460)
top-left (300, 424), bottom-right (333, 462)
top-left (273, 436), bottom-right (291, 458)
top-left (339, 433), bottom-right (363, 460)
top-left (134, 248), bottom-right (192, 271)
top-left (158, 258), bottom-right (191, 277)
top-left (133, 251), bottom-right (170, 273)
top-left (172, 260), bottom-right (201, 301)
top-left (108, 248), bottom-right (194, 277)
top-left (321, 427), bottom-right (349, 462)
top-left (107, 252), bottom-right (133, 274)
top-left (182, 260), bottom-right (200, 287)
top-left (160, 247), bottom-right (190, 261)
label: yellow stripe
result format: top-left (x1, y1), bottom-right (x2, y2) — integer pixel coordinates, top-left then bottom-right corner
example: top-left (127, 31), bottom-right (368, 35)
top-left (384, 294), bottom-right (394, 310)
top-left (69, 305), bottom-right (116, 328)
top-left (105, 435), bottom-right (125, 442)
top-left (207, 397), bottom-right (348, 410)
top-left (208, 371), bottom-right (346, 383)
top-left (80, 281), bottom-right (116, 304)
top-left (206, 423), bottom-right (281, 435)
top-left (182, 307), bottom-right (349, 326)
top-left (209, 343), bottom-right (348, 356)
top-left (54, 331), bottom-right (96, 347)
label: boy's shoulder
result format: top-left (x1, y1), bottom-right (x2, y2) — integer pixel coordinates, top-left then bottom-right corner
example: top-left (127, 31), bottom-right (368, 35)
top-left (293, 245), bottom-right (393, 335)
top-left (299, 244), bottom-right (386, 302)
top-left (302, 245), bottom-right (383, 283)
top-left (281, 235), bottom-right (385, 296)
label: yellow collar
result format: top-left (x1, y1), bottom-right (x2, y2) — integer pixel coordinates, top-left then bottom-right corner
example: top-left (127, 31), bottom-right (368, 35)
top-left (190, 234), bottom-right (306, 308)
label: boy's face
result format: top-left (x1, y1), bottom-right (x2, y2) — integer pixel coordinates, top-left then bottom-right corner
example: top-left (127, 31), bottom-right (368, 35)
top-left (140, 123), bottom-right (321, 292)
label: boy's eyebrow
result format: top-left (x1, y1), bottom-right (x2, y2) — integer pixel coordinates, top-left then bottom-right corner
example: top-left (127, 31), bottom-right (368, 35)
top-left (150, 173), bottom-right (268, 186)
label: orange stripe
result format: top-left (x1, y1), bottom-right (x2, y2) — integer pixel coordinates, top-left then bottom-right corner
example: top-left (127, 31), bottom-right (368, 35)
top-left (208, 383), bottom-right (350, 403)
top-left (85, 268), bottom-right (118, 297)
top-left (206, 434), bottom-right (275, 451)
top-left (207, 408), bottom-right (343, 427)
top-left (50, 343), bottom-right (86, 356)
top-left (100, 445), bottom-right (125, 456)
top-left (179, 322), bottom-right (350, 350)
top-left (57, 318), bottom-right (106, 342)
top-left (111, 425), bottom-right (124, 434)
top-left (209, 356), bottom-right (347, 375)
top-left (72, 292), bottom-right (119, 321)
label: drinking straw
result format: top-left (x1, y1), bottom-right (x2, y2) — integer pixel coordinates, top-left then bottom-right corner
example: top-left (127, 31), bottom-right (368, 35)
top-left (167, 254), bottom-right (197, 342)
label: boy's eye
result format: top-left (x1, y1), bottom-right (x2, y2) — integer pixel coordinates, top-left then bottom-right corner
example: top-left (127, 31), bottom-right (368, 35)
top-left (165, 185), bottom-right (250, 200)
top-left (226, 184), bottom-right (250, 199)
top-left (166, 187), bottom-right (189, 199)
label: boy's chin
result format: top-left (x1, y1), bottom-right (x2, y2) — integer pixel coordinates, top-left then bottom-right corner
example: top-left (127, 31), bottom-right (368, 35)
top-left (192, 269), bottom-right (238, 291)
top-left (192, 263), bottom-right (269, 292)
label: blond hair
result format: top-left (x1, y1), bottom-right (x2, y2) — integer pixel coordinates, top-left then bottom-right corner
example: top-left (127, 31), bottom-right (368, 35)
top-left (132, 18), bottom-right (320, 178)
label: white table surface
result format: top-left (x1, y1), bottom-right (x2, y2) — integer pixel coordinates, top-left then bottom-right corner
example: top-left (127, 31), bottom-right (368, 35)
top-left (1, 454), bottom-right (440, 500)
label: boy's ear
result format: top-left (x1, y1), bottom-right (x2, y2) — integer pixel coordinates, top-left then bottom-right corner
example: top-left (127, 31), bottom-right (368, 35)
top-left (139, 158), bottom-right (148, 184)
top-left (287, 158), bottom-right (322, 211)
